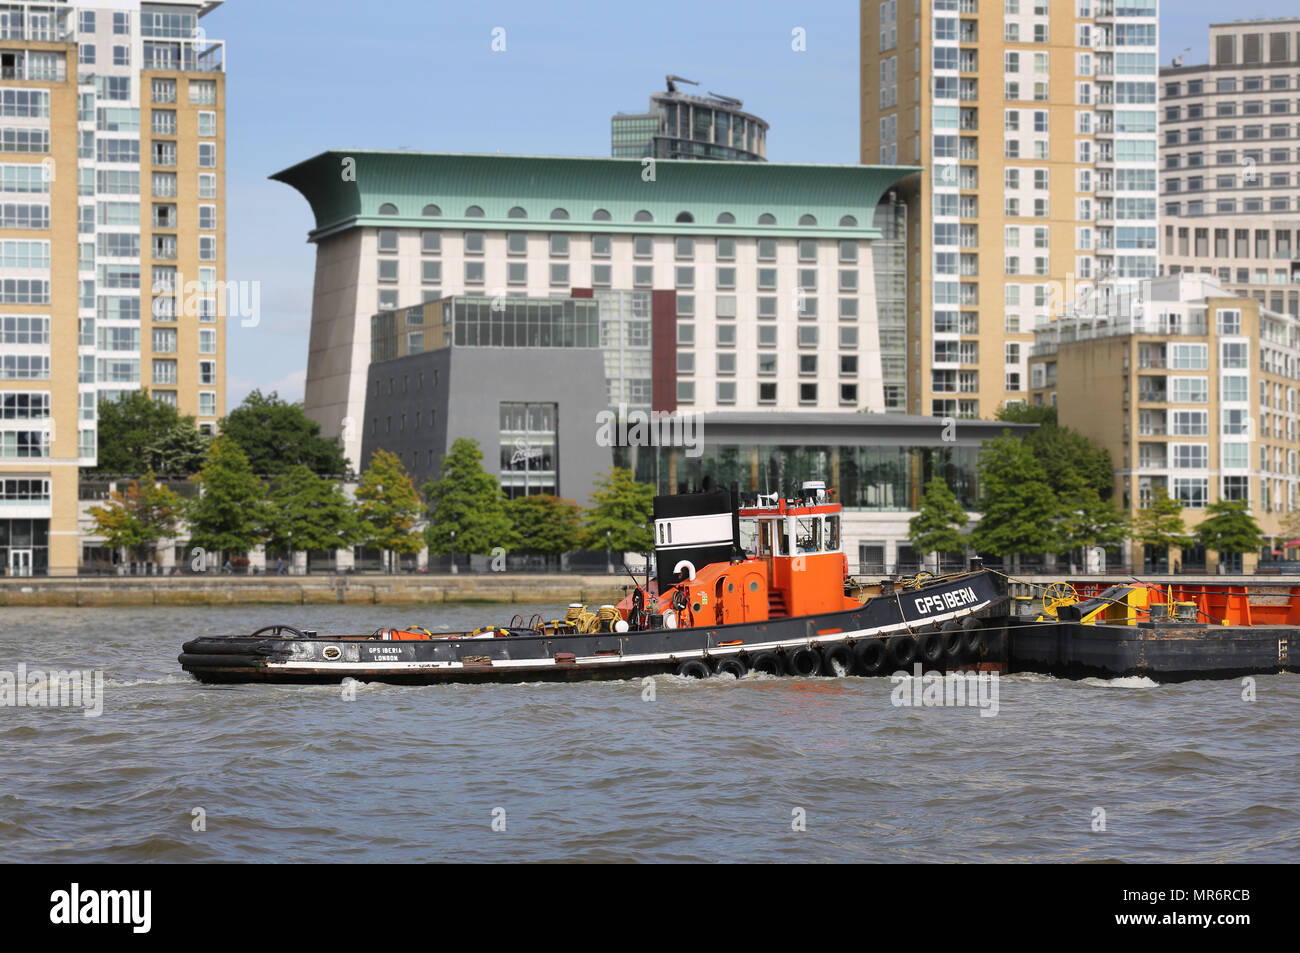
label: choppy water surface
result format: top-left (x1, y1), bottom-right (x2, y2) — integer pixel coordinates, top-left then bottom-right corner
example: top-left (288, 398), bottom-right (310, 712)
top-left (1, 603), bottom-right (1297, 863)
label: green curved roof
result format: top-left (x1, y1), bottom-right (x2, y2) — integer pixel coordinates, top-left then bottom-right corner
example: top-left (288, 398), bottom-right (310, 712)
top-left (270, 150), bottom-right (918, 242)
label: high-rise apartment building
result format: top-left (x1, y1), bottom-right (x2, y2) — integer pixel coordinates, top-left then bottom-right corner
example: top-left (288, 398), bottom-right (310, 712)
top-left (860, 0), bottom-right (1159, 418)
top-left (1029, 275), bottom-right (1296, 573)
top-left (612, 76), bottom-right (768, 162)
top-left (0, 0), bottom-right (225, 574)
top-left (1159, 18), bottom-right (1300, 318)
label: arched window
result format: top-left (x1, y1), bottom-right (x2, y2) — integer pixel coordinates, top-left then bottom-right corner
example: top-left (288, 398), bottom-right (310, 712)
top-left (633, 209), bottom-right (654, 222)
top-left (378, 203), bottom-right (398, 215)
top-left (507, 206), bottom-right (527, 219)
top-left (757, 213), bottom-right (777, 225)
top-left (675, 211), bottom-right (694, 223)
top-left (592, 208), bottom-right (612, 221)
top-left (838, 214), bottom-right (858, 227)
top-left (799, 214), bottom-right (818, 226)
top-left (550, 208), bottom-right (570, 220)
top-left (422, 204), bottom-right (442, 217)
top-left (465, 205), bottom-right (485, 218)
top-left (716, 212), bottom-right (736, 224)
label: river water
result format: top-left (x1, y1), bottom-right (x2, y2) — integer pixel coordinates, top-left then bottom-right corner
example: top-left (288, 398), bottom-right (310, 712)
top-left (2, 603), bottom-right (1297, 863)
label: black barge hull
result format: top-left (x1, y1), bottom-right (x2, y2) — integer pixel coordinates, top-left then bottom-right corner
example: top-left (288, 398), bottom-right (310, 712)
top-left (179, 570), bottom-right (1010, 684)
top-left (1007, 618), bottom-right (1300, 682)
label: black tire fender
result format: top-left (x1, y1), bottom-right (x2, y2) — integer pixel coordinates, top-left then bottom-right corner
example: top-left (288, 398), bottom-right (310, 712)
top-left (917, 631), bottom-right (944, 665)
top-left (887, 635), bottom-right (917, 668)
top-left (714, 656), bottom-right (748, 679)
top-left (748, 651), bottom-right (784, 675)
top-left (819, 642), bottom-right (853, 676)
top-left (675, 659), bottom-right (711, 679)
top-left (853, 639), bottom-right (889, 676)
top-left (785, 646), bottom-right (821, 677)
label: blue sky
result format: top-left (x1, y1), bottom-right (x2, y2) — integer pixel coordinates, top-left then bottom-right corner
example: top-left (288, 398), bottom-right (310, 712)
top-left (210, 0), bottom-right (1299, 406)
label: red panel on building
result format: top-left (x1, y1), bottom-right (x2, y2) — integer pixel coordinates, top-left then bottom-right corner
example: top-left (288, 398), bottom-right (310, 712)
top-left (570, 288), bottom-right (593, 298)
top-left (651, 289), bottom-right (677, 413)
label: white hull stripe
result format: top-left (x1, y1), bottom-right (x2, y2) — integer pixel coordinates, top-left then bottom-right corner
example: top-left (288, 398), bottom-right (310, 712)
top-left (260, 601), bottom-right (992, 672)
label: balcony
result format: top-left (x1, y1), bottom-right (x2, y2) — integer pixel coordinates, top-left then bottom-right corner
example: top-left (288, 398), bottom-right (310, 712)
top-left (0, 21), bottom-right (74, 43)
top-left (141, 39), bottom-right (226, 74)
top-left (0, 61), bottom-right (67, 82)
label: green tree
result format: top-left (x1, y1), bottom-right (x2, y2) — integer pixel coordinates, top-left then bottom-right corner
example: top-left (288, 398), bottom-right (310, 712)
top-left (186, 437), bottom-right (268, 565)
top-left (970, 432), bottom-right (1060, 564)
top-left (219, 389), bottom-right (348, 475)
top-left (422, 438), bottom-right (517, 561)
top-left (88, 472), bottom-right (186, 564)
top-left (1130, 487), bottom-right (1189, 568)
top-left (508, 494), bottom-right (582, 567)
top-left (1055, 470), bottom-right (1129, 569)
top-left (908, 478), bottom-right (968, 573)
top-left (580, 467), bottom-right (655, 555)
top-left (93, 390), bottom-right (201, 474)
top-left (995, 403), bottom-right (1057, 426)
top-left (355, 448), bottom-right (424, 569)
top-left (264, 465), bottom-right (360, 568)
top-left (1278, 509), bottom-right (1300, 556)
top-left (1194, 500), bottom-right (1264, 566)
top-left (996, 403), bottom-right (1114, 499)
top-left (149, 421), bottom-right (210, 475)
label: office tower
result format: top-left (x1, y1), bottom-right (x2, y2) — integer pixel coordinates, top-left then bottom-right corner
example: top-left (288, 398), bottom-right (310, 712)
top-left (1160, 18), bottom-right (1300, 318)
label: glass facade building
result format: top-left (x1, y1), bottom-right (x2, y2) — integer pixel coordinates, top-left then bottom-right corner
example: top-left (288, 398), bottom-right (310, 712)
top-left (611, 85), bottom-right (768, 162)
top-left (371, 293), bottom-right (650, 414)
top-left (645, 443), bottom-right (980, 511)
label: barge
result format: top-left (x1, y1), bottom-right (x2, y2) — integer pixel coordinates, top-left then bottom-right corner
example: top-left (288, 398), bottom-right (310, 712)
top-left (179, 483), bottom-right (1010, 684)
top-left (1005, 581), bottom-right (1300, 682)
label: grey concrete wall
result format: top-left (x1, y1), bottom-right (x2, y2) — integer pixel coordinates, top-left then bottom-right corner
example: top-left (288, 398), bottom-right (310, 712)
top-left (360, 349), bottom-right (452, 486)
top-left (362, 347), bottom-right (612, 506)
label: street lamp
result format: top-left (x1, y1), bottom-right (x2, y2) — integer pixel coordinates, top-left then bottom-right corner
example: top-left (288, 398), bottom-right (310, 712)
top-left (605, 529), bottom-right (612, 575)
top-left (450, 529), bottom-right (457, 574)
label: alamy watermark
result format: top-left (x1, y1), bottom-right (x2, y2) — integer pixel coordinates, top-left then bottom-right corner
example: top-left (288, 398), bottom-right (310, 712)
top-left (151, 270), bottom-right (261, 328)
top-left (890, 663), bottom-right (999, 718)
top-left (595, 403), bottom-right (703, 458)
top-left (1, 663), bottom-right (104, 717)
top-left (49, 884), bottom-right (150, 933)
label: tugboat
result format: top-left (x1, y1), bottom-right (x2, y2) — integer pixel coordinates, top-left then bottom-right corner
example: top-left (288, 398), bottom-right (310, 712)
top-left (178, 482), bottom-right (1009, 684)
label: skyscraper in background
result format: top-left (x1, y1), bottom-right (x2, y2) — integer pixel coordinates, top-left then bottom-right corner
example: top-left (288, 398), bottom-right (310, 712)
top-left (0, 0), bottom-right (226, 574)
top-left (860, 0), bottom-right (1159, 418)
top-left (1159, 18), bottom-right (1300, 317)
top-left (611, 75), bottom-right (768, 161)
